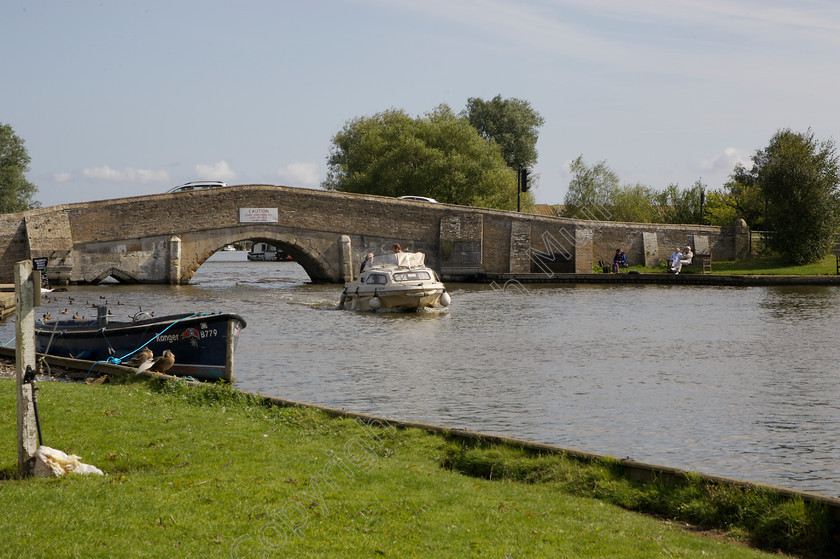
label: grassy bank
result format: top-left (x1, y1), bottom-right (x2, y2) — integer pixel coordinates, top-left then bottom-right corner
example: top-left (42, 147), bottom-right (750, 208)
top-left (623, 254), bottom-right (837, 276)
top-left (708, 255), bottom-right (836, 275)
top-left (0, 377), bottom-right (831, 558)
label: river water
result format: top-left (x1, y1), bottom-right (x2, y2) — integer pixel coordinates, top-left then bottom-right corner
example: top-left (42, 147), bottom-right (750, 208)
top-left (3, 251), bottom-right (838, 498)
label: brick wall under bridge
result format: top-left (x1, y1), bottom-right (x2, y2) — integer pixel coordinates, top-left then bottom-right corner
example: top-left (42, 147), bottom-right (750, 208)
top-left (0, 185), bottom-right (749, 285)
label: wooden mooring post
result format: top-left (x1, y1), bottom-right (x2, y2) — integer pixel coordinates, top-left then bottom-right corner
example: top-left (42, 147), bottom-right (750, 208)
top-left (15, 260), bottom-right (40, 477)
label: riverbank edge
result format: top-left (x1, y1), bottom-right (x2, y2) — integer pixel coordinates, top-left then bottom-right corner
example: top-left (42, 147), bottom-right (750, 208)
top-left (463, 273), bottom-right (840, 286)
top-left (3, 345), bottom-right (838, 525)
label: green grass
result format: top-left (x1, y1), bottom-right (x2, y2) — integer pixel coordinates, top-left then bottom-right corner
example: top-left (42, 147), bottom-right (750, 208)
top-left (597, 254), bottom-right (838, 276)
top-left (0, 377), bottom-right (827, 558)
top-left (709, 254), bottom-right (837, 275)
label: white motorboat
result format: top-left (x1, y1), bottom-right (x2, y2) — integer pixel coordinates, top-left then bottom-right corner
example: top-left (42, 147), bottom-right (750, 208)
top-left (339, 252), bottom-right (451, 312)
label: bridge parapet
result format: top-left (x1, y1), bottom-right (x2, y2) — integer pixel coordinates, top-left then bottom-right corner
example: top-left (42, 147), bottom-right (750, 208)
top-left (0, 185), bottom-right (748, 285)
top-left (25, 211), bottom-right (74, 284)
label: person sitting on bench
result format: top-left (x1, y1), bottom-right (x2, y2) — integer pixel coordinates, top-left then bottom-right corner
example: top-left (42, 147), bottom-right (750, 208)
top-left (681, 246), bottom-right (693, 266)
top-left (612, 248), bottom-right (627, 273)
top-left (669, 247), bottom-right (684, 274)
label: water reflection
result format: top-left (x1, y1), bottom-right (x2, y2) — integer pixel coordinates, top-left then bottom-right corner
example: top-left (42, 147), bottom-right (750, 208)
top-left (759, 285), bottom-right (840, 322)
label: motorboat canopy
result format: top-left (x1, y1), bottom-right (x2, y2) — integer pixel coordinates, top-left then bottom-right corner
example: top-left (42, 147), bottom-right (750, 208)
top-left (368, 251), bottom-right (427, 269)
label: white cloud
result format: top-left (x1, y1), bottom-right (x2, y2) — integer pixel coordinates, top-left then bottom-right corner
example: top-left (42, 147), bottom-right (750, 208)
top-left (53, 172), bottom-right (71, 182)
top-left (374, 0), bottom-right (840, 86)
top-left (277, 162), bottom-right (320, 187)
top-left (82, 165), bottom-right (170, 183)
top-left (393, 0), bottom-right (840, 48)
top-left (195, 160), bottom-right (237, 182)
top-left (700, 147), bottom-right (751, 175)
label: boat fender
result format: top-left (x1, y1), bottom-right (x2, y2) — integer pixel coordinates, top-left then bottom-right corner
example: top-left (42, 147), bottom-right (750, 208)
top-left (369, 296), bottom-right (381, 310)
top-left (439, 291), bottom-right (451, 307)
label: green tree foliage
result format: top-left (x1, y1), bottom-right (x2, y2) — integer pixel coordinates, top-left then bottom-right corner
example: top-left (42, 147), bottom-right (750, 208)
top-left (610, 182), bottom-right (659, 223)
top-left (323, 105), bottom-right (526, 210)
top-left (701, 190), bottom-right (740, 227)
top-left (705, 163), bottom-right (766, 228)
top-left (462, 95), bottom-right (544, 169)
top-left (564, 156), bottom-right (710, 225)
top-left (654, 180), bottom-right (704, 224)
top-left (0, 123), bottom-right (40, 213)
top-left (756, 128), bottom-right (840, 264)
top-left (562, 155), bottom-right (619, 219)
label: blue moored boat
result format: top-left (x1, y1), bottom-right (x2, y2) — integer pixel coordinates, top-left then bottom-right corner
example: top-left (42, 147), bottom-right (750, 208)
top-left (34, 307), bottom-right (246, 381)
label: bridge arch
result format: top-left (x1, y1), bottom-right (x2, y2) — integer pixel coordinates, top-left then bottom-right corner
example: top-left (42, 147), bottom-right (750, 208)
top-left (177, 226), bottom-right (336, 285)
top-left (87, 266), bottom-right (141, 285)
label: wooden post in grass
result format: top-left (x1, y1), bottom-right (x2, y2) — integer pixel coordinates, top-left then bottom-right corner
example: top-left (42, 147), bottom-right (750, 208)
top-left (225, 319), bottom-right (235, 381)
top-left (32, 270), bottom-right (41, 307)
top-left (15, 260), bottom-right (39, 477)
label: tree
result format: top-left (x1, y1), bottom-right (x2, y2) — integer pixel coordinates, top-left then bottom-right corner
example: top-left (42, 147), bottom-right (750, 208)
top-left (702, 190), bottom-right (740, 227)
top-left (756, 128), bottom-right (840, 264)
top-left (610, 182), bottom-right (659, 223)
top-left (706, 163), bottom-right (766, 228)
top-left (0, 123), bottom-right (39, 213)
top-left (462, 95), bottom-right (544, 170)
top-left (654, 180), bottom-right (704, 224)
top-left (322, 105), bottom-right (526, 210)
top-left (562, 155), bottom-right (619, 219)
top-left (563, 157), bottom-right (716, 225)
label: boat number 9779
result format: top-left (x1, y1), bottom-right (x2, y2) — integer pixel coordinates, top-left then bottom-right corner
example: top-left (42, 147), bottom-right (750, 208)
top-left (156, 328), bottom-right (218, 344)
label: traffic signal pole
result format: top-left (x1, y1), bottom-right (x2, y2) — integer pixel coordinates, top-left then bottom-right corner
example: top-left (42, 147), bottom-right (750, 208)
top-left (517, 166), bottom-right (530, 212)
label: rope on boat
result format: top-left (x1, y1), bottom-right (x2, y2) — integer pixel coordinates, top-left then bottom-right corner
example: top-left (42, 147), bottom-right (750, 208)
top-left (43, 319), bottom-right (62, 355)
top-left (97, 327), bottom-right (118, 357)
top-left (85, 312), bottom-right (209, 378)
top-left (59, 333), bottom-right (79, 359)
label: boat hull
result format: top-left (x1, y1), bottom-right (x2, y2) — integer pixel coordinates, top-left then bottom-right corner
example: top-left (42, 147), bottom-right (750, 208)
top-left (342, 288), bottom-right (444, 311)
top-left (34, 312), bottom-right (246, 381)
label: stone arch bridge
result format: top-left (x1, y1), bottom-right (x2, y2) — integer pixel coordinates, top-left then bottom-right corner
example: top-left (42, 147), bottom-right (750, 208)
top-left (0, 185), bottom-right (747, 285)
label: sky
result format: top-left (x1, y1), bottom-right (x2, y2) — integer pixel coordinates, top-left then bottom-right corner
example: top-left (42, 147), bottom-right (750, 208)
top-left (3, 0), bottom-right (840, 208)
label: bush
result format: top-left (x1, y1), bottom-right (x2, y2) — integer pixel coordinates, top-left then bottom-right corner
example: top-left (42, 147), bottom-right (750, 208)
top-left (440, 439), bottom-right (837, 557)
